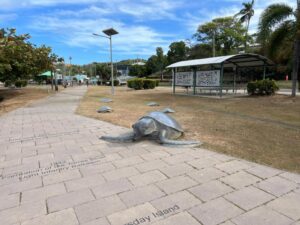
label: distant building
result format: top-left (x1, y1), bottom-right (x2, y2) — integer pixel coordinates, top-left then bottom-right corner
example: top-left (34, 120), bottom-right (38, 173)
top-left (116, 65), bottom-right (130, 76)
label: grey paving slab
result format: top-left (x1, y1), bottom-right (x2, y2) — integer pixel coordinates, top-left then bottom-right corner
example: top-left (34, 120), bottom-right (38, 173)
top-left (0, 86), bottom-right (299, 225)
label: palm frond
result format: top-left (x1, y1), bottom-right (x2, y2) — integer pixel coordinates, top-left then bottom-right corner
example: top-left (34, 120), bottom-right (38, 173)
top-left (258, 4), bottom-right (294, 43)
top-left (268, 20), bottom-right (295, 57)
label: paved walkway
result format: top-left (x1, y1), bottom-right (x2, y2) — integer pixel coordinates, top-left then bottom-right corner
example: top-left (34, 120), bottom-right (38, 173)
top-left (0, 87), bottom-right (299, 225)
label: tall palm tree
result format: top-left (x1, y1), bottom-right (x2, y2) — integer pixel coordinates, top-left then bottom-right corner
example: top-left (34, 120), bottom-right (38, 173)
top-left (258, 1), bottom-right (299, 97)
top-left (235, 0), bottom-right (255, 51)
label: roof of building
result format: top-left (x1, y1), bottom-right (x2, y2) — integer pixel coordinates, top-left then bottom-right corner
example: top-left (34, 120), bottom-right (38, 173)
top-left (166, 53), bottom-right (274, 68)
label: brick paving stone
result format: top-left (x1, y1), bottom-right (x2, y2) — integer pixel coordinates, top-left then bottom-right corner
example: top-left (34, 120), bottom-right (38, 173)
top-left (129, 170), bottom-right (167, 187)
top-left (119, 185), bottom-right (165, 207)
top-left (22, 183), bottom-right (66, 203)
top-left (159, 163), bottom-right (196, 177)
top-left (162, 154), bottom-right (195, 165)
top-left (220, 171), bottom-right (261, 189)
top-left (150, 212), bottom-right (201, 225)
top-left (189, 197), bottom-right (243, 225)
top-left (256, 176), bottom-right (298, 197)
top-left (140, 151), bottom-right (170, 161)
top-left (219, 221), bottom-right (236, 225)
top-left (47, 188), bottom-right (95, 213)
top-left (280, 172), bottom-right (300, 184)
top-left (107, 202), bottom-right (158, 225)
top-left (135, 160), bottom-right (169, 173)
top-left (43, 169), bottom-right (82, 186)
top-left (113, 156), bottom-right (144, 168)
top-left (215, 160), bottom-right (252, 174)
top-left (224, 186), bottom-right (274, 210)
top-left (0, 159), bottom-right (21, 169)
top-left (267, 192), bottom-right (300, 220)
top-left (21, 208), bottom-right (79, 225)
top-left (232, 206), bottom-right (293, 225)
top-left (151, 190), bottom-right (202, 212)
top-left (75, 195), bottom-right (126, 224)
top-left (0, 193), bottom-right (19, 211)
top-left (0, 201), bottom-right (46, 225)
top-left (92, 178), bottom-right (133, 198)
top-left (246, 165), bottom-right (282, 179)
top-left (0, 177), bottom-right (42, 196)
top-left (156, 176), bottom-right (197, 194)
top-left (189, 180), bottom-right (233, 202)
top-left (80, 162), bottom-right (115, 177)
top-left (187, 167), bottom-right (227, 184)
top-left (65, 174), bottom-right (106, 191)
top-left (81, 217), bottom-right (110, 225)
top-left (187, 156), bottom-right (221, 169)
top-left (102, 167), bottom-right (139, 181)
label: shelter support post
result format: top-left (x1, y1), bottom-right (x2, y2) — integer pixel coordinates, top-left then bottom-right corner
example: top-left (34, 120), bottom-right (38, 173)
top-left (193, 67), bottom-right (196, 95)
top-left (172, 68), bottom-right (176, 94)
top-left (263, 61), bottom-right (266, 79)
top-left (233, 66), bottom-right (237, 94)
top-left (219, 63), bottom-right (224, 97)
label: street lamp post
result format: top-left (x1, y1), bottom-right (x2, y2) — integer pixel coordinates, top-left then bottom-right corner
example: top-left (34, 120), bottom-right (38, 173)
top-left (69, 56), bottom-right (72, 86)
top-left (93, 28), bottom-right (118, 95)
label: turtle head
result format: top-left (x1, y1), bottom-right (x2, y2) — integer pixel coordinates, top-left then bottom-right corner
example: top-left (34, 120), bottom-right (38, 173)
top-left (132, 118), bottom-right (156, 140)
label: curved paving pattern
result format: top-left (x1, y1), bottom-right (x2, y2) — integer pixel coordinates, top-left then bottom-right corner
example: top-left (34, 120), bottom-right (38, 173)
top-left (0, 87), bottom-right (299, 225)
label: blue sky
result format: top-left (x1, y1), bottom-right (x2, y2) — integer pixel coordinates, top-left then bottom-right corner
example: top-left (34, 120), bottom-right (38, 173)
top-left (0, 0), bottom-right (296, 65)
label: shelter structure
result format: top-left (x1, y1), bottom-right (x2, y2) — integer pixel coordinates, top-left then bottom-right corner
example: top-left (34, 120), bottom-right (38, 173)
top-left (167, 53), bottom-right (274, 97)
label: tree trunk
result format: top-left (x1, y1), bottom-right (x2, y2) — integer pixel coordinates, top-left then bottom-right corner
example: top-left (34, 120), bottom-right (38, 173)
top-left (291, 39), bottom-right (299, 97)
top-left (51, 70), bottom-right (53, 90)
top-left (245, 20), bottom-right (250, 52)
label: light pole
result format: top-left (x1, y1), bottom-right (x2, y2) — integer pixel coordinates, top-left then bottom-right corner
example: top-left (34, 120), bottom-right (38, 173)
top-left (93, 28), bottom-right (119, 95)
top-left (69, 56), bottom-right (72, 86)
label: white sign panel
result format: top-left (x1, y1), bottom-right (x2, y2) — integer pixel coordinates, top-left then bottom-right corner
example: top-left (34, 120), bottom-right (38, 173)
top-left (196, 70), bottom-right (220, 87)
top-left (175, 72), bottom-right (193, 86)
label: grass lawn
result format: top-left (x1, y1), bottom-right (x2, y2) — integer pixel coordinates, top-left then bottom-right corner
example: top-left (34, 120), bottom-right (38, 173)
top-left (77, 86), bottom-right (300, 173)
top-left (0, 86), bottom-right (54, 116)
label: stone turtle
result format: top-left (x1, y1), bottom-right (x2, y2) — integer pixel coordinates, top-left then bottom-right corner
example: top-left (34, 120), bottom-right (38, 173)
top-left (100, 111), bottom-right (200, 145)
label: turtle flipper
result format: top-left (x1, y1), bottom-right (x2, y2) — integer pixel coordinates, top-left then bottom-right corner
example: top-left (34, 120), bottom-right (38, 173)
top-left (158, 130), bottom-right (201, 146)
top-left (100, 132), bottom-right (135, 143)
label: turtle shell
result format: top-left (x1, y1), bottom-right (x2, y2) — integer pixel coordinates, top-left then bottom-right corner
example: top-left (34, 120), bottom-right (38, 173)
top-left (97, 106), bottom-right (112, 113)
top-left (141, 111), bottom-right (183, 132)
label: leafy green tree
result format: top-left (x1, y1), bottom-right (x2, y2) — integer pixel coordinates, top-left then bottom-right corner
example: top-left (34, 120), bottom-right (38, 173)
top-left (167, 41), bottom-right (190, 64)
top-left (129, 65), bottom-right (146, 77)
top-left (235, 0), bottom-right (255, 51)
top-left (0, 28), bottom-right (59, 86)
top-left (257, 2), bottom-right (299, 96)
top-left (188, 43), bottom-right (212, 59)
top-left (194, 17), bottom-right (246, 55)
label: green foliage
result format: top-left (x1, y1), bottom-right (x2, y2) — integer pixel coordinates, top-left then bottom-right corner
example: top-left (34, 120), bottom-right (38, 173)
top-left (0, 96), bottom-right (3, 102)
top-left (167, 41), bottom-right (190, 64)
top-left (108, 80), bottom-right (119, 86)
top-left (14, 80), bottom-right (27, 88)
top-left (194, 17), bottom-right (246, 55)
top-left (143, 79), bottom-right (156, 89)
top-left (0, 28), bottom-right (59, 84)
top-left (129, 64), bottom-right (146, 77)
top-left (127, 78), bottom-right (157, 90)
top-left (247, 79), bottom-right (279, 95)
top-left (127, 78), bottom-right (144, 90)
top-left (145, 47), bottom-right (168, 76)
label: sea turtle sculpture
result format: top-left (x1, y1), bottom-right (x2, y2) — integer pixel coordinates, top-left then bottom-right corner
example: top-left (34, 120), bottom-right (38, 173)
top-left (161, 107), bottom-right (175, 113)
top-left (97, 106), bottom-right (112, 113)
top-left (100, 111), bottom-right (200, 145)
top-left (100, 98), bottom-right (113, 103)
top-left (147, 102), bottom-right (159, 106)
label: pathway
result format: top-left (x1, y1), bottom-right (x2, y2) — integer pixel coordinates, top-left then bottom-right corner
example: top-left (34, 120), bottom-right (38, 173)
top-left (0, 86), bottom-right (299, 225)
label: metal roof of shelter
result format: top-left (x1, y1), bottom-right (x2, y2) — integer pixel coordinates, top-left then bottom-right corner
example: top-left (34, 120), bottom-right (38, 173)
top-left (167, 53), bottom-right (274, 68)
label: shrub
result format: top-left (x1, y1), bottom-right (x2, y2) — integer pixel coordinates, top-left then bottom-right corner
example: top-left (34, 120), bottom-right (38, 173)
top-left (127, 78), bottom-right (144, 90)
top-left (97, 81), bottom-right (101, 86)
top-left (0, 96), bottom-right (4, 102)
top-left (155, 80), bottom-right (160, 86)
top-left (247, 81), bottom-right (257, 95)
top-left (4, 80), bottom-right (12, 87)
top-left (108, 80), bottom-right (119, 86)
top-left (247, 79), bottom-right (279, 96)
top-left (15, 80), bottom-right (22, 88)
top-left (14, 80), bottom-right (28, 88)
top-left (143, 79), bottom-right (156, 89)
